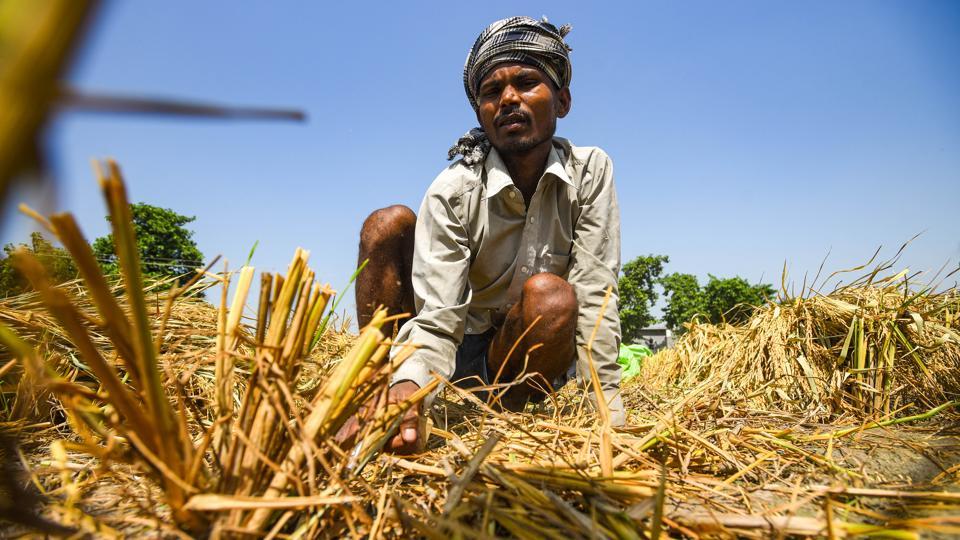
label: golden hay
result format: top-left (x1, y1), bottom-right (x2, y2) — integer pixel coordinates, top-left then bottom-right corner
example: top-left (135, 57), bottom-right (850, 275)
top-left (4, 288), bottom-right (960, 538)
top-left (1, 163), bottom-right (958, 538)
top-left (641, 272), bottom-right (960, 418)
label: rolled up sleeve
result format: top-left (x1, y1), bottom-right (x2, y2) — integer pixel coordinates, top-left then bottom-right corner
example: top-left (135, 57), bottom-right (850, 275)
top-left (567, 151), bottom-right (625, 426)
top-left (390, 184), bottom-right (471, 392)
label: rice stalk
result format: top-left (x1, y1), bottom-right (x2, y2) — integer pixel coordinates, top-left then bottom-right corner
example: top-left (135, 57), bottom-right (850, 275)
top-left (2, 161), bottom-right (958, 538)
top-left (0, 160), bottom-right (425, 536)
top-left (641, 266), bottom-right (960, 418)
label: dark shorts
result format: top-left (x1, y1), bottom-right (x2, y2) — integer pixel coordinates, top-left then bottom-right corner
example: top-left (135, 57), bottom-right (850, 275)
top-left (450, 329), bottom-right (496, 389)
top-left (450, 329), bottom-right (573, 400)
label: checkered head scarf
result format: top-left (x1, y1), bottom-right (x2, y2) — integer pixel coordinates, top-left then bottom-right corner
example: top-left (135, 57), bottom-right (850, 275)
top-left (448, 16), bottom-right (572, 165)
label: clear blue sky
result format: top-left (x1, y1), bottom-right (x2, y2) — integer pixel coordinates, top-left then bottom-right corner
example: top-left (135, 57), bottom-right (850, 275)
top-left (5, 1), bottom-right (959, 319)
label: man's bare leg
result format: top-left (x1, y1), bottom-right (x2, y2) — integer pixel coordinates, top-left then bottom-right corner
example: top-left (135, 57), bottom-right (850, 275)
top-left (356, 205), bottom-right (416, 330)
top-left (487, 273), bottom-right (578, 410)
top-left (340, 205), bottom-right (418, 454)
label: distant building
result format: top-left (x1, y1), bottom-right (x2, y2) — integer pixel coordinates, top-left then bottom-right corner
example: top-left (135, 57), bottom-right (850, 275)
top-left (633, 324), bottom-right (674, 351)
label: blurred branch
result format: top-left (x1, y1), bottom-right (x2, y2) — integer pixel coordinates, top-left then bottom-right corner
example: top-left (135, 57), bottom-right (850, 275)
top-left (58, 87), bottom-right (306, 122)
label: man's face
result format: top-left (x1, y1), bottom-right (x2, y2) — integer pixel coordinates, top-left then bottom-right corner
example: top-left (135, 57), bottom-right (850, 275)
top-left (475, 63), bottom-right (571, 156)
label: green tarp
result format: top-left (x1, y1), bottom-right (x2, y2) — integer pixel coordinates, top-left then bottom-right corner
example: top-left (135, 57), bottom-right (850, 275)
top-left (617, 343), bottom-right (652, 381)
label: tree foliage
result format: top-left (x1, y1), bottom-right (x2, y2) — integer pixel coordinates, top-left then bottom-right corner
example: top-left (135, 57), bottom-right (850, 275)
top-left (660, 272), bottom-right (775, 333)
top-left (617, 254), bottom-right (668, 343)
top-left (660, 273), bottom-right (705, 332)
top-left (92, 203), bottom-right (204, 283)
top-left (0, 232), bottom-right (78, 297)
top-left (702, 275), bottom-right (775, 326)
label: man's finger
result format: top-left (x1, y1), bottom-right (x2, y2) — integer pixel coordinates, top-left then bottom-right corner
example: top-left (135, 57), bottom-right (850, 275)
top-left (399, 403), bottom-right (420, 444)
top-left (383, 403), bottom-right (421, 454)
top-left (335, 416), bottom-right (360, 446)
top-left (388, 432), bottom-right (405, 451)
top-left (386, 401), bottom-right (421, 454)
top-left (381, 380), bottom-right (424, 454)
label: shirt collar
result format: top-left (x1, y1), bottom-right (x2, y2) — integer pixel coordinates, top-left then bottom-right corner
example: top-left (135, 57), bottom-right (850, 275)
top-left (483, 143), bottom-right (573, 200)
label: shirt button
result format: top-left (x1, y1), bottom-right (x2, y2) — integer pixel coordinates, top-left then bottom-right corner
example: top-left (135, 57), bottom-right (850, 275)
top-left (467, 326), bottom-right (473, 333)
top-left (508, 191), bottom-right (516, 199)
top-left (529, 217), bottom-right (536, 224)
top-left (520, 265), bottom-right (529, 274)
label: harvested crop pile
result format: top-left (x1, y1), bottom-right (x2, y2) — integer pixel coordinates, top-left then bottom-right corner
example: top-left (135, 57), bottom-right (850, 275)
top-left (642, 261), bottom-right (960, 418)
top-left (1, 164), bottom-right (958, 538)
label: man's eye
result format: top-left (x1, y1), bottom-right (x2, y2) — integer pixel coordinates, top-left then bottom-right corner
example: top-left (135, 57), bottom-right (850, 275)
top-left (481, 87), bottom-right (500, 98)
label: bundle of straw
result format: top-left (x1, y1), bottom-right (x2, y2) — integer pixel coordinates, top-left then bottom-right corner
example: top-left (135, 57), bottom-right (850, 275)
top-left (0, 274), bottom-right (213, 423)
top-left (3, 161), bottom-right (958, 538)
top-left (0, 160), bottom-right (429, 536)
top-left (642, 265), bottom-right (960, 418)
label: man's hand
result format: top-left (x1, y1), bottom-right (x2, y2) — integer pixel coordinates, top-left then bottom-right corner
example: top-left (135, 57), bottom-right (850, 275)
top-left (334, 380), bottom-right (423, 455)
top-left (384, 380), bottom-right (423, 454)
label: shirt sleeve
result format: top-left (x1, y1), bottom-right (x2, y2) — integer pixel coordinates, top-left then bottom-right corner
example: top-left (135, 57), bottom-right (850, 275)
top-left (390, 182), bottom-right (471, 393)
top-left (567, 150), bottom-right (626, 426)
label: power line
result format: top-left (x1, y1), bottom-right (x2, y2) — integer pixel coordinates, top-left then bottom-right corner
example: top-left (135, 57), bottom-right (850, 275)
top-left (1, 250), bottom-right (205, 269)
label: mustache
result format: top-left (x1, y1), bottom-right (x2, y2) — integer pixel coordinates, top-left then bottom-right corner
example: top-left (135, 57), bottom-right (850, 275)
top-left (495, 110), bottom-right (530, 127)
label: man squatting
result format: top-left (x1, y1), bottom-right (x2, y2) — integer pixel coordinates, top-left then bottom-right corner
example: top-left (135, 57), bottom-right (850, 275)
top-left (344, 16), bottom-right (624, 454)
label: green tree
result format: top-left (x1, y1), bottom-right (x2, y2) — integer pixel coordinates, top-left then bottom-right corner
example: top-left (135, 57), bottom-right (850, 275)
top-left (660, 273), bottom-right (705, 332)
top-left (0, 232), bottom-right (78, 297)
top-left (659, 272), bottom-right (776, 333)
top-left (702, 275), bottom-right (775, 325)
top-left (92, 203), bottom-right (204, 283)
top-left (617, 254), bottom-right (669, 343)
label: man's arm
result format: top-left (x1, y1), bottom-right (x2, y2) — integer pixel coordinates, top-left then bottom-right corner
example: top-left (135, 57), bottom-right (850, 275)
top-left (567, 150), bottom-right (626, 426)
top-left (338, 182), bottom-right (471, 454)
top-left (390, 182), bottom-right (472, 393)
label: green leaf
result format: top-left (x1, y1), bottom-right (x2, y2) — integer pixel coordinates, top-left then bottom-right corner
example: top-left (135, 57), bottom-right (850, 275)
top-left (244, 240), bottom-right (259, 267)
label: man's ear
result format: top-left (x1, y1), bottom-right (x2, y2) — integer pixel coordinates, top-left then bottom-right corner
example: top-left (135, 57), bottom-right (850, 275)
top-left (556, 87), bottom-right (572, 118)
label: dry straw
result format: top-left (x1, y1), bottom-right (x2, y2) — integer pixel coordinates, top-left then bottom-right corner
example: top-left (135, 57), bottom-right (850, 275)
top-left (1, 162), bottom-right (959, 538)
top-left (642, 248), bottom-right (960, 419)
top-left (1, 161), bottom-right (423, 536)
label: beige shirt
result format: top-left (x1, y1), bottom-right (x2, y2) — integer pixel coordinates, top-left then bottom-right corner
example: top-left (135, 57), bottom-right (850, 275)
top-left (391, 137), bottom-right (625, 424)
